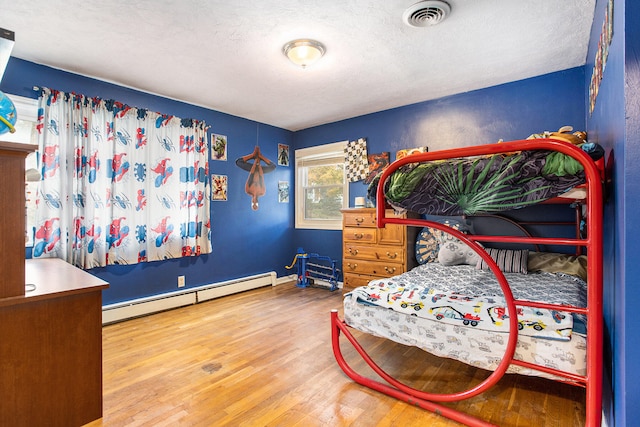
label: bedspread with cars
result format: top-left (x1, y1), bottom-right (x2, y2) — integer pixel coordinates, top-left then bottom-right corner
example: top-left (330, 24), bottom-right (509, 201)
top-left (347, 263), bottom-right (587, 341)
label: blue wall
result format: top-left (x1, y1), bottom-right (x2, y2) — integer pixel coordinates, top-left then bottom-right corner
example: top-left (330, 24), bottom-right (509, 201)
top-left (1, 58), bottom-right (296, 305)
top-left (293, 67), bottom-right (587, 263)
top-left (621, 2), bottom-right (640, 425)
top-left (586, 0), bottom-right (640, 425)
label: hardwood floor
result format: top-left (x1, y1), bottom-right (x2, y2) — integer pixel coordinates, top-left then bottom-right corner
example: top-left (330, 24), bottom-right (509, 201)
top-left (86, 283), bottom-right (585, 426)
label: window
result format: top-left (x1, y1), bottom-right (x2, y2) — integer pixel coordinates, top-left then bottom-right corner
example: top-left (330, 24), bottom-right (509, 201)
top-left (4, 94), bottom-right (38, 246)
top-left (295, 141), bottom-right (348, 230)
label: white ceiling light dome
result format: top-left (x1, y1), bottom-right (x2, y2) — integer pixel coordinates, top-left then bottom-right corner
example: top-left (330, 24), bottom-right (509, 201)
top-left (403, 0), bottom-right (451, 27)
top-left (283, 39), bottom-right (326, 68)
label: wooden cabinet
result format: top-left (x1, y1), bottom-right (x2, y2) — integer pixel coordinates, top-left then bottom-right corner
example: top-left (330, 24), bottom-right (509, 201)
top-left (0, 259), bottom-right (108, 427)
top-left (341, 208), bottom-right (418, 293)
top-left (0, 141), bottom-right (37, 298)
top-left (0, 141), bottom-right (109, 426)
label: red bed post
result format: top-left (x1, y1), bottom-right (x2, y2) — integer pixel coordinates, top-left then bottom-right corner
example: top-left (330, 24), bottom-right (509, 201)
top-left (330, 310), bottom-right (500, 427)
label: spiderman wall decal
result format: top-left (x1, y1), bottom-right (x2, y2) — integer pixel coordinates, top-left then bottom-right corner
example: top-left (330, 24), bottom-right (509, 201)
top-left (235, 146), bottom-right (275, 210)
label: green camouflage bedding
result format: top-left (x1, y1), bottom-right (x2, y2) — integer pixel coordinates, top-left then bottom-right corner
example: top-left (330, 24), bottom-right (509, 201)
top-left (368, 145), bottom-right (602, 216)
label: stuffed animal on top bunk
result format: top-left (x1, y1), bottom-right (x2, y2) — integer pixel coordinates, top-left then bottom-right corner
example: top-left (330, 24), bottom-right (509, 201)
top-left (526, 125), bottom-right (604, 174)
top-left (527, 125), bottom-right (587, 145)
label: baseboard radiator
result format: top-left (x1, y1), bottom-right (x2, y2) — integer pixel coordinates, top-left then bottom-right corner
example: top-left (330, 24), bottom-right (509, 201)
top-left (102, 271), bottom-right (279, 324)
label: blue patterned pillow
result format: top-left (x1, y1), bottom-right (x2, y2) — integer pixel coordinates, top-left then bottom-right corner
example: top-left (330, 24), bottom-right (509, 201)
top-left (415, 227), bottom-right (443, 264)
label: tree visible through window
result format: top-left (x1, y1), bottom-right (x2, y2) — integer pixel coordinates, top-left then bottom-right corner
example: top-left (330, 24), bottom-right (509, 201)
top-left (295, 141), bottom-right (348, 230)
top-left (304, 163), bottom-right (344, 220)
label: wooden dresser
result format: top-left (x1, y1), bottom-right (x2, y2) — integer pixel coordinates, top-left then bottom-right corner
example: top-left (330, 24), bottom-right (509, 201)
top-left (341, 208), bottom-right (418, 293)
top-left (0, 141), bottom-right (109, 427)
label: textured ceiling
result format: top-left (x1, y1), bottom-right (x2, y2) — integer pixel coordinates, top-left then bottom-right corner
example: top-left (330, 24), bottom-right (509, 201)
top-left (0, 0), bottom-right (595, 131)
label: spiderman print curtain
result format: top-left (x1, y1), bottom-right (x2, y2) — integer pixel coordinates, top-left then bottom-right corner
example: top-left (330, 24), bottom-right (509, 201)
top-left (33, 88), bottom-right (212, 268)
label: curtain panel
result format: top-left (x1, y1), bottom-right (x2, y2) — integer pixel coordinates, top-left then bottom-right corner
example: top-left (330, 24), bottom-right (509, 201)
top-left (33, 88), bottom-right (212, 268)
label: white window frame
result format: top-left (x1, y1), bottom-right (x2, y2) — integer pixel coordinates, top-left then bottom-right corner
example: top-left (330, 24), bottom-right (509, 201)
top-left (295, 141), bottom-right (348, 230)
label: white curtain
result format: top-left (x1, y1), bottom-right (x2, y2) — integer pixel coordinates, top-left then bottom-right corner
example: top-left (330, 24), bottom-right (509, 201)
top-left (33, 88), bottom-right (212, 268)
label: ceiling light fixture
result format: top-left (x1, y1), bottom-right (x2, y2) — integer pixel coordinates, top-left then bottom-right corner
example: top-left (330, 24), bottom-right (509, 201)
top-left (283, 39), bottom-right (326, 68)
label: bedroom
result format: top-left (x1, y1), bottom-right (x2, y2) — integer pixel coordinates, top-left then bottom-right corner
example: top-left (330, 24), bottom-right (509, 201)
top-left (0, 0), bottom-right (637, 426)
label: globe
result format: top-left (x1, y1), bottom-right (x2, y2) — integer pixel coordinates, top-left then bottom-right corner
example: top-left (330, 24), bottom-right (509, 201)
top-left (0, 90), bottom-right (17, 135)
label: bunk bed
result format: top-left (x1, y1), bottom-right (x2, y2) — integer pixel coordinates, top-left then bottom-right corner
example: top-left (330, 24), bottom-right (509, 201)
top-left (330, 137), bottom-right (604, 427)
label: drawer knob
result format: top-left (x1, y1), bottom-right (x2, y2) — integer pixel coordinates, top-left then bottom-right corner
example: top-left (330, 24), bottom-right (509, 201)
top-left (386, 251), bottom-right (398, 259)
top-left (384, 266), bottom-right (397, 274)
top-left (347, 263), bottom-right (358, 270)
top-left (348, 248), bottom-right (359, 255)
top-left (353, 233), bottom-right (364, 239)
top-left (355, 217), bottom-right (364, 223)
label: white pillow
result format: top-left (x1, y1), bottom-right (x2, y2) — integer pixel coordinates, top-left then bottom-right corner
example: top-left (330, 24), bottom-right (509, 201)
top-left (437, 237), bottom-right (481, 266)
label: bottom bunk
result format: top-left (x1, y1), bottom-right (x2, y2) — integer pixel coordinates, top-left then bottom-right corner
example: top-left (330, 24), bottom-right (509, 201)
top-left (332, 255), bottom-right (590, 426)
top-left (343, 261), bottom-right (588, 381)
top-left (332, 253), bottom-right (591, 421)
top-left (331, 313), bottom-right (587, 426)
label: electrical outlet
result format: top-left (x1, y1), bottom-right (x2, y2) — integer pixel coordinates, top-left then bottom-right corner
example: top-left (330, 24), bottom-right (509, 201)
top-left (177, 275), bottom-right (185, 288)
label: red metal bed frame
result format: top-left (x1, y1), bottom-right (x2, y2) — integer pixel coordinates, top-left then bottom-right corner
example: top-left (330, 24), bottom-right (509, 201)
top-left (331, 138), bottom-right (603, 426)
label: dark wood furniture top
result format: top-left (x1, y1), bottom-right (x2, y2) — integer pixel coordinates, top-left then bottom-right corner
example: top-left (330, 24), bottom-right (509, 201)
top-left (0, 258), bottom-right (109, 307)
top-left (0, 259), bottom-right (108, 427)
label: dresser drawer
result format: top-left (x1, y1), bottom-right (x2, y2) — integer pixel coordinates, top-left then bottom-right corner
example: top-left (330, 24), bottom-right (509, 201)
top-left (343, 242), bottom-right (405, 263)
top-left (378, 223), bottom-right (405, 246)
top-left (343, 210), bottom-right (376, 228)
top-left (343, 227), bottom-right (376, 243)
top-left (343, 259), bottom-right (401, 277)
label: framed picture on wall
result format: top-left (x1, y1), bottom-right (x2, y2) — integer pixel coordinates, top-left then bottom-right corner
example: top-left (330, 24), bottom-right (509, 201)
top-left (211, 134), bottom-right (228, 161)
top-left (278, 181), bottom-right (289, 203)
top-left (211, 174), bottom-right (228, 201)
top-left (364, 152), bottom-right (390, 184)
top-left (396, 146), bottom-right (428, 161)
top-left (278, 143), bottom-right (289, 166)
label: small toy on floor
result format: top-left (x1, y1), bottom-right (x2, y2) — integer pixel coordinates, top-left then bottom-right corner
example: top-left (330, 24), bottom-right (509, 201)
top-left (285, 247), bottom-right (340, 291)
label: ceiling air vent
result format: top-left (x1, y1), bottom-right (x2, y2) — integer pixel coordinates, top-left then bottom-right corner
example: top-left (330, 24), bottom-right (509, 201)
top-left (402, 1), bottom-right (451, 27)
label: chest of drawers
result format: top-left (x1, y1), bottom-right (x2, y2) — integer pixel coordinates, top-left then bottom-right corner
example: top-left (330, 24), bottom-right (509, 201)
top-left (341, 208), bottom-right (418, 293)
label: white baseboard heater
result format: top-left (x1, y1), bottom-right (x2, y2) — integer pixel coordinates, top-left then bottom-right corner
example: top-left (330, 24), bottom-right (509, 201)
top-left (102, 271), bottom-right (279, 324)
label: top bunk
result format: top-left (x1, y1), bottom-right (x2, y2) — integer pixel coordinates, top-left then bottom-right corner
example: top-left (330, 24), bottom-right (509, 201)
top-left (370, 135), bottom-right (605, 230)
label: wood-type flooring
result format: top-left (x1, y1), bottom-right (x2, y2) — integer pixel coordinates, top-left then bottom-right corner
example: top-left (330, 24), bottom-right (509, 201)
top-left (85, 283), bottom-right (586, 426)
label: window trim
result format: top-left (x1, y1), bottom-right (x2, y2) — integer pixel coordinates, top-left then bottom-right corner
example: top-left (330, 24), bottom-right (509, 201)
top-left (3, 94), bottom-right (38, 144)
top-left (295, 141), bottom-right (348, 230)
top-left (8, 94), bottom-right (39, 122)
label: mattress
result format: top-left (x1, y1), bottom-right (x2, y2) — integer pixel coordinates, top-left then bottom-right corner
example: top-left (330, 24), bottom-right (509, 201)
top-left (343, 263), bottom-right (588, 379)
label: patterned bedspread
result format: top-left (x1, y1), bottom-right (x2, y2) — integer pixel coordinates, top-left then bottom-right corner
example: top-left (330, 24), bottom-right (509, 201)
top-left (348, 263), bottom-right (587, 341)
top-left (366, 147), bottom-right (598, 216)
